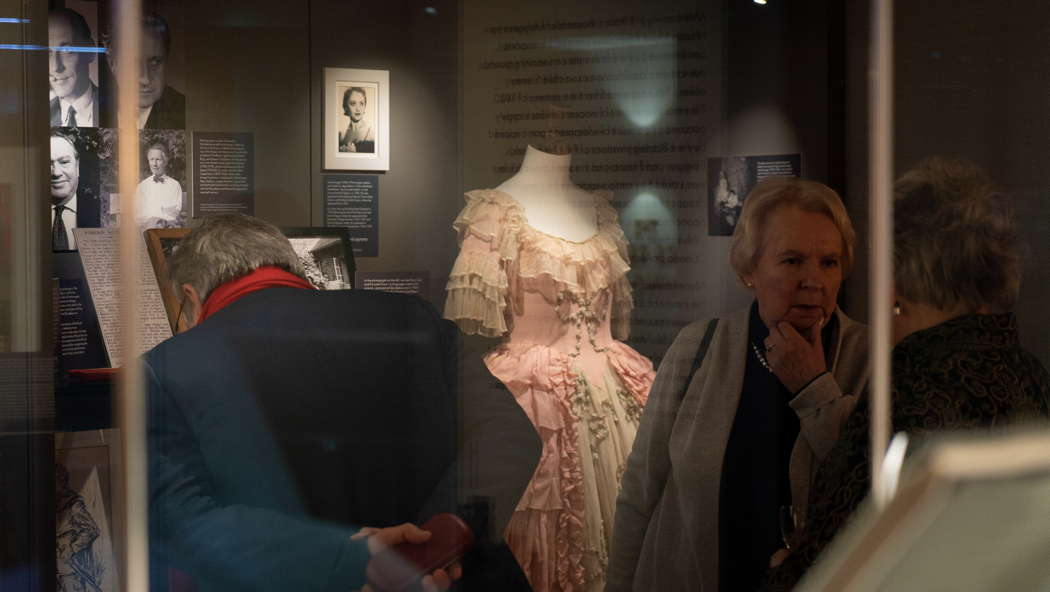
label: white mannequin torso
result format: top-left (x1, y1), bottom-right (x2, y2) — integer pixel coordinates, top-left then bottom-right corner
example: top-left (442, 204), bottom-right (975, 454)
top-left (496, 145), bottom-right (598, 242)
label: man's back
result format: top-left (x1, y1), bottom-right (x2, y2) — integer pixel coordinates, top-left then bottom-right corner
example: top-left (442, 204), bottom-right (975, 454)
top-left (146, 287), bottom-right (458, 591)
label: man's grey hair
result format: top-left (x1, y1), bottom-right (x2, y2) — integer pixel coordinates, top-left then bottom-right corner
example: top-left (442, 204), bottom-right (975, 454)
top-left (168, 214), bottom-right (305, 301)
top-left (894, 157), bottom-right (1021, 313)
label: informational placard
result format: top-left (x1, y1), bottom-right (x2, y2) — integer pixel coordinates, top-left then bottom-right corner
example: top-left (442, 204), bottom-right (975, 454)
top-left (52, 252), bottom-right (109, 370)
top-left (73, 229), bottom-right (173, 368)
top-left (193, 132), bottom-right (255, 217)
top-left (707, 154), bottom-right (802, 236)
top-left (323, 174), bottom-right (379, 257)
top-left (56, 278), bottom-right (109, 370)
top-left (356, 271), bottom-right (429, 297)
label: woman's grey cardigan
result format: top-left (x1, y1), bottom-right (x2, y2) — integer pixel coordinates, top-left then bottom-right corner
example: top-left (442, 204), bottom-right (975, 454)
top-left (606, 306), bottom-right (870, 592)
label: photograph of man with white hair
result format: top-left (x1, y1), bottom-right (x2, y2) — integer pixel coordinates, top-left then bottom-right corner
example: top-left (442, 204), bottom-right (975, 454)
top-left (134, 141), bottom-right (184, 228)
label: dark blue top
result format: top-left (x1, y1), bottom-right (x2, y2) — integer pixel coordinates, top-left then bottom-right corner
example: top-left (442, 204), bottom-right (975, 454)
top-left (718, 303), bottom-right (829, 591)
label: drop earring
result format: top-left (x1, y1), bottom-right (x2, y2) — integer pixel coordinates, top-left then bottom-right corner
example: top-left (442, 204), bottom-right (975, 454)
top-left (893, 302), bottom-right (902, 316)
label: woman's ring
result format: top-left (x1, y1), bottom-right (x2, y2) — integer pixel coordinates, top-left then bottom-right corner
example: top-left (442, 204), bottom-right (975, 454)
top-left (765, 343), bottom-right (776, 352)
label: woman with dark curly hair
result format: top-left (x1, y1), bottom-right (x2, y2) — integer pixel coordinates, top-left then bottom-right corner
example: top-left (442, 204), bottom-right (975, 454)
top-left (766, 157), bottom-right (1050, 590)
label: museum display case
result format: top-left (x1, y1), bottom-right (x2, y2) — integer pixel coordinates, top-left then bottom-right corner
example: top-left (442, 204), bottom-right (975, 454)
top-left (1, 0), bottom-right (1048, 590)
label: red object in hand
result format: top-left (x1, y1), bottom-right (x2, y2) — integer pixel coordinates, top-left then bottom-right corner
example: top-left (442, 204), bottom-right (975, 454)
top-left (365, 513), bottom-right (474, 592)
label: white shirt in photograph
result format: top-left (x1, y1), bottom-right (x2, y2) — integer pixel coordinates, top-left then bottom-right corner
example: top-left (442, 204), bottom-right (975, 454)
top-left (135, 174), bottom-right (183, 226)
top-left (57, 85), bottom-right (98, 128)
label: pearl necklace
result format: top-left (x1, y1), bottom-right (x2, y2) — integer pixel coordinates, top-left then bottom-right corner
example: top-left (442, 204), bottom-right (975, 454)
top-left (751, 341), bottom-right (773, 373)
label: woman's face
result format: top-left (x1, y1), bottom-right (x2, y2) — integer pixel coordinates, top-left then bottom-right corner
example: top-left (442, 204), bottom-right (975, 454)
top-left (743, 205), bottom-right (844, 331)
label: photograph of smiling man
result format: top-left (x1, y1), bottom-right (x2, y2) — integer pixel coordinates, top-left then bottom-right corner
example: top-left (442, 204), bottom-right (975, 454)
top-left (49, 7), bottom-right (100, 128)
top-left (50, 129), bottom-right (101, 251)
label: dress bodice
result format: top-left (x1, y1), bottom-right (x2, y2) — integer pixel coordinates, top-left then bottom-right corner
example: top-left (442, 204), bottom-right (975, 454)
top-left (444, 188), bottom-right (634, 351)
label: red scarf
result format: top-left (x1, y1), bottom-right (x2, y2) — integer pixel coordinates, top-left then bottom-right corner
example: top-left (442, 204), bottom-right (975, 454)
top-left (198, 266), bottom-right (314, 323)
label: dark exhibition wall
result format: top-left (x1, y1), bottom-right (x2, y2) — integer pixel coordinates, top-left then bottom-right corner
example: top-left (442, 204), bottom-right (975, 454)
top-left (842, 0), bottom-right (1050, 367)
top-left (183, 0), bottom-right (312, 226)
top-left (14, 0), bottom-right (1046, 364)
top-left (893, 0), bottom-right (1050, 367)
top-left (309, 0), bottom-right (461, 294)
top-left (177, 0), bottom-right (462, 300)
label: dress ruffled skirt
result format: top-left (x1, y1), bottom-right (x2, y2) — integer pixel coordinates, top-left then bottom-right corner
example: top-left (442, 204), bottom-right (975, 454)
top-left (487, 342), bottom-right (654, 591)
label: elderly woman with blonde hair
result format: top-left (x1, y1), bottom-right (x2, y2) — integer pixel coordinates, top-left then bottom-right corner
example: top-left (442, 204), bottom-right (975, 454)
top-left (765, 157), bottom-right (1050, 590)
top-left (605, 177), bottom-right (871, 592)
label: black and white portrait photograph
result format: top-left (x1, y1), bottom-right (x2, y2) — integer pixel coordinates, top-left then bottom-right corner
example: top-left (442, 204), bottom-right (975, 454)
top-left (707, 156), bottom-right (752, 236)
top-left (337, 84), bottom-right (377, 154)
top-left (98, 1), bottom-right (186, 130)
top-left (50, 127), bottom-right (102, 251)
top-left (324, 67), bottom-right (389, 171)
top-left (97, 129), bottom-right (187, 229)
top-left (48, 3), bottom-right (102, 128)
top-left (55, 430), bottom-right (123, 592)
top-left (135, 130), bottom-right (188, 228)
top-left (707, 154), bottom-right (802, 236)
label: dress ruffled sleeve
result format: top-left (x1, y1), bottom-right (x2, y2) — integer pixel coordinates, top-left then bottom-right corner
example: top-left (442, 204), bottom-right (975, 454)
top-left (444, 191), bottom-right (521, 337)
top-left (595, 192), bottom-right (635, 341)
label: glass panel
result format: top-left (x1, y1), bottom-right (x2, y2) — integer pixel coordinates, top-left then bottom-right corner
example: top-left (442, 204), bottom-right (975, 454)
top-left (9, 1), bottom-right (1045, 591)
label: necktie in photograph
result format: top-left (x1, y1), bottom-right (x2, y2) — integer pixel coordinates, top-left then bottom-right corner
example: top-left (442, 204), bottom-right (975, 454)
top-left (52, 205), bottom-right (69, 251)
top-left (66, 106), bottom-right (78, 128)
top-left (153, 175), bottom-right (165, 183)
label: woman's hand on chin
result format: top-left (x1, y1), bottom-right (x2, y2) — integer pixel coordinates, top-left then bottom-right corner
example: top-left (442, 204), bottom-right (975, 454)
top-left (763, 314), bottom-right (828, 393)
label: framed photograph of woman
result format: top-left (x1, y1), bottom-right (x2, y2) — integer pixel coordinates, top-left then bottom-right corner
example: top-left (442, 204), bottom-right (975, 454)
top-left (324, 67), bottom-right (389, 171)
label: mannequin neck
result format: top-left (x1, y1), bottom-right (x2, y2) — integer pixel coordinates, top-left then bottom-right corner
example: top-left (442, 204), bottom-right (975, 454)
top-left (496, 145), bottom-right (596, 242)
top-left (513, 145), bottom-right (574, 188)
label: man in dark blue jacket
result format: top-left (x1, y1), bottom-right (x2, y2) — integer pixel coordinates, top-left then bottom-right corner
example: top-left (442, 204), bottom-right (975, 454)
top-left (146, 215), bottom-right (538, 591)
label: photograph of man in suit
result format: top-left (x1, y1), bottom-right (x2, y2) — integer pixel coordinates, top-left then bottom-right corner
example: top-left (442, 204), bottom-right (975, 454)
top-left (49, 8), bottom-right (98, 128)
top-left (102, 13), bottom-right (185, 129)
top-left (338, 86), bottom-right (375, 153)
top-left (50, 131), bottom-right (100, 251)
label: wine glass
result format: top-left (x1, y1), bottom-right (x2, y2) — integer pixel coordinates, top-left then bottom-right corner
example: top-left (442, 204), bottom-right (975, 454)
top-left (779, 505), bottom-right (802, 550)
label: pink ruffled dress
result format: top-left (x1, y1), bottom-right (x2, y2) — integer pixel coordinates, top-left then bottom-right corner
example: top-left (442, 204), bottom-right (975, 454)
top-left (444, 189), bottom-right (656, 591)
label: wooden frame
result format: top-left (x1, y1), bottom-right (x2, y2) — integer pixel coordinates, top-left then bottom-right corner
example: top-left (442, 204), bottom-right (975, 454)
top-left (55, 429), bottom-right (125, 592)
top-left (323, 67), bottom-right (390, 171)
top-left (144, 228), bottom-right (192, 333)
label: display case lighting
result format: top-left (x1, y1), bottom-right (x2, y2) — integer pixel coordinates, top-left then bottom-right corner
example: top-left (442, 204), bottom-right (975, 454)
top-left (753, 0), bottom-right (768, 4)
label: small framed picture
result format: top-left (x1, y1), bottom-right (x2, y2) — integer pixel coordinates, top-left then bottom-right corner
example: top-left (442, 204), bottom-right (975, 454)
top-left (324, 67), bottom-right (390, 171)
top-left (144, 227), bottom-right (192, 333)
top-left (55, 429), bottom-right (125, 592)
top-left (282, 227), bottom-right (356, 290)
